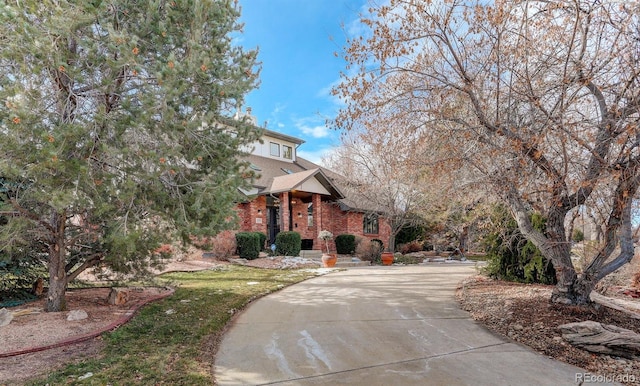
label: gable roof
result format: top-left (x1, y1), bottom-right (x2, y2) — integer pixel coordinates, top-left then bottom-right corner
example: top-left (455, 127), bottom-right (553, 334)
top-left (240, 147), bottom-right (380, 213)
top-left (241, 154), bottom-right (344, 200)
top-left (269, 168), bottom-right (343, 199)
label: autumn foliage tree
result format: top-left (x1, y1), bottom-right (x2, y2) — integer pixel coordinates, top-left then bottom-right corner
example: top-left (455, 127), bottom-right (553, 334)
top-left (0, 0), bottom-right (261, 311)
top-left (334, 0), bottom-right (640, 305)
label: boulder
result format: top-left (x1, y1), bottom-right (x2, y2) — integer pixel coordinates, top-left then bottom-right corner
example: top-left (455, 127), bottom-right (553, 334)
top-left (67, 309), bottom-right (88, 321)
top-left (0, 308), bottom-right (13, 327)
top-left (107, 287), bottom-right (129, 305)
top-left (559, 320), bottom-right (640, 359)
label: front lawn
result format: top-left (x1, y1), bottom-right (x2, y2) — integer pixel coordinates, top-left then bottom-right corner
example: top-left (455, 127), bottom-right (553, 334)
top-left (29, 265), bottom-right (320, 385)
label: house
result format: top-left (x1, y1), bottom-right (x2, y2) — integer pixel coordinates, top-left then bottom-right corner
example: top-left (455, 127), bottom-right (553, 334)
top-left (234, 117), bottom-right (391, 253)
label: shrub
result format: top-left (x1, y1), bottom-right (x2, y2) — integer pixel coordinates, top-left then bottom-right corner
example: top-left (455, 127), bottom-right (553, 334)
top-left (335, 234), bottom-right (356, 254)
top-left (399, 241), bottom-right (423, 254)
top-left (0, 257), bottom-right (48, 293)
top-left (356, 238), bottom-right (384, 264)
top-left (396, 224), bottom-right (426, 247)
top-left (275, 231), bottom-right (301, 256)
top-left (482, 206), bottom-right (556, 284)
top-left (196, 231), bottom-right (236, 260)
top-left (235, 232), bottom-right (260, 260)
top-left (255, 232), bottom-right (267, 251)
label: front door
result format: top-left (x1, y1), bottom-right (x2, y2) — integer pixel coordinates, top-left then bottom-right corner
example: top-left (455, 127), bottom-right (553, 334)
top-left (267, 205), bottom-right (280, 246)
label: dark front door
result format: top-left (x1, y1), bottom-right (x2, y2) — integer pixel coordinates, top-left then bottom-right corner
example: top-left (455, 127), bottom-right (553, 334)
top-left (267, 205), bottom-right (280, 246)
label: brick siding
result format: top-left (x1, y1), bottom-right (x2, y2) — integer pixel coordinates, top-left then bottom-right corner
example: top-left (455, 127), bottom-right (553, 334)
top-left (236, 193), bottom-right (391, 253)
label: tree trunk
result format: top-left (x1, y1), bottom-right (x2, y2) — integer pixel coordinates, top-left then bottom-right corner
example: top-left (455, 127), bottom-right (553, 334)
top-left (46, 253), bottom-right (67, 312)
top-left (551, 271), bottom-right (596, 305)
top-left (459, 225), bottom-right (469, 254)
top-left (46, 211), bottom-right (68, 312)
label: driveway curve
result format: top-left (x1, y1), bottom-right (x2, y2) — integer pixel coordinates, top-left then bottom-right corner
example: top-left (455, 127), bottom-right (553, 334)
top-left (215, 264), bottom-right (603, 385)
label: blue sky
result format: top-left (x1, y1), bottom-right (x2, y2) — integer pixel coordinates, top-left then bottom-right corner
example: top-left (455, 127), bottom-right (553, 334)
top-left (236, 0), bottom-right (369, 164)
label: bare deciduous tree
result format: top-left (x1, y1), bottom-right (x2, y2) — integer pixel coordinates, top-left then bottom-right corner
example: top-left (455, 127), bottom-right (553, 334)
top-left (334, 0), bottom-right (640, 305)
top-left (324, 124), bottom-right (431, 252)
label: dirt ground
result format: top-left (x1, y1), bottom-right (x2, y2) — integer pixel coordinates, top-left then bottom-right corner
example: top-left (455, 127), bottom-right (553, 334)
top-left (1, 252), bottom-right (639, 385)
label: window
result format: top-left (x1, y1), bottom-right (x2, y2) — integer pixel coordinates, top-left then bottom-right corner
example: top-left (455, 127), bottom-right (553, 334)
top-left (270, 142), bottom-right (280, 157)
top-left (307, 203), bottom-right (313, 227)
top-left (283, 145), bottom-right (292, 159)
top-left (363, 213), bottom-right (379, 234)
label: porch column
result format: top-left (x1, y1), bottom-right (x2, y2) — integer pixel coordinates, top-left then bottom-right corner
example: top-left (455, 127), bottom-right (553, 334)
top-left (312, 193), bottom-right (322, 250)
top-left (280, 192), bottom-right (290, 232)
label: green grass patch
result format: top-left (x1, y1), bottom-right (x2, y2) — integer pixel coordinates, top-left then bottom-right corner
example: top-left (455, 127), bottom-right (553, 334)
top-left (28, 265), bottom-right (320, 385)
top-left (465, 254), bottom-right (488, 261)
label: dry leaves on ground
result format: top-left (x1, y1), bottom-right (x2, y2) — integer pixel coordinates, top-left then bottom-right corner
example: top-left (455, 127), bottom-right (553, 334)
top-left (457, 276), bottom-right (640, 385)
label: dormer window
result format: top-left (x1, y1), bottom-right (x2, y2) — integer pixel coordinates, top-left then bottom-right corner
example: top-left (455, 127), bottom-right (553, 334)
top-left (283, 145), bottom-right (292, 160)
top-left (270, 142), bottom-right (280, 157)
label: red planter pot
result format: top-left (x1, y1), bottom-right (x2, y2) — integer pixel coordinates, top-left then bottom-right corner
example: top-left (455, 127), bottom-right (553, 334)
top-left (322, 253), bottom-right (337, 268)
top-left (381, 252), bottom-right (394, 266)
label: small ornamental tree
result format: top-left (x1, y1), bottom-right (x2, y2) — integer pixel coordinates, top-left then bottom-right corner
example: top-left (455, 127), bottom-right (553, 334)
top-left (318, 230), bottom-right (334, 254)
top-left (0, 0), bottom-right (261, 311)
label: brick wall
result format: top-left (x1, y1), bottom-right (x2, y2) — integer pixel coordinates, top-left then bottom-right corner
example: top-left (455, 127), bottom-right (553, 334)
top-left (237, 196), bottom-right (267, 233)
top-left (236, 194), bottom-right (392, 253)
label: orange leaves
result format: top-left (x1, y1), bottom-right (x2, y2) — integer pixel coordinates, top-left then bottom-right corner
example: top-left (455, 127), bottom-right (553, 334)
top-left (168, 61), bottom-right (175, 69)
top-left (132, 47), bottom-right (139, 55)
top-left (200, 64), bottom-right (207, 71)
top-left (159, 157), bottom-right (166, 164)
top-left (48, 135), bottom-right (55, 143)
top-left (11, 116), bottom-right (20, 124)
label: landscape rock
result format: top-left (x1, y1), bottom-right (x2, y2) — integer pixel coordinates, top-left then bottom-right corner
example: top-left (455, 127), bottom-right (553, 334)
top-left (67, 309), bottom-right (88, 321)
top-left (107, 287), bottom-right (129, 305)
top-left (0, 308), bottom-right (13, 327)
top-left (559, 320), bottom-right (640, 359)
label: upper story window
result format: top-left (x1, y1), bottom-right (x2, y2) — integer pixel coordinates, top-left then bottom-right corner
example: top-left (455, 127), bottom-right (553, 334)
top-left (270, 142), bottom-right (280, 157)
top-left (283, 145), bottom-right (292, 159)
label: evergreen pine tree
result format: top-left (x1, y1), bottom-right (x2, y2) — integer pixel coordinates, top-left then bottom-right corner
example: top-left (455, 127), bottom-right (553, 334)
top-left (0, 0), bottom-right (261, 311)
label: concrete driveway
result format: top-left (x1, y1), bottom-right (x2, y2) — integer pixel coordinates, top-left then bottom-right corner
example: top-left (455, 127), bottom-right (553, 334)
top-left (215, 264), bottom-right (606, 385)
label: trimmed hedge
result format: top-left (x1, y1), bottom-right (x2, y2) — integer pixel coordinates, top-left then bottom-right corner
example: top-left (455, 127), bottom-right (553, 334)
top-left (235, 232), bottom-right (260, 260)
top-left (335, 234), bottom-right (356, 254)
top-left (275, 231), bottom-right (301, 256)
top-left (255, 232), bottom-right (267, 250)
